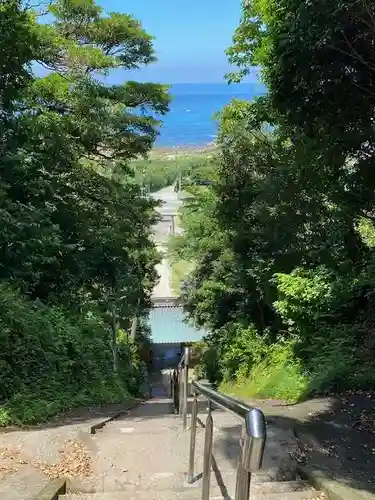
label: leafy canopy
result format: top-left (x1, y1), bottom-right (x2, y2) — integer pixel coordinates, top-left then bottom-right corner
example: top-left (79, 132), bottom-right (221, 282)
top-left (180, 0), bottom-right (375, 397)
top-left (0, 0), bottom-right (169, 421)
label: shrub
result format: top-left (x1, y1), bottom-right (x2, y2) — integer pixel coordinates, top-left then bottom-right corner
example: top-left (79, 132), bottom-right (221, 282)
top-left (0, 285), bottom-right (144, 425)
top-left (220, 340), bottom-right (308, 402)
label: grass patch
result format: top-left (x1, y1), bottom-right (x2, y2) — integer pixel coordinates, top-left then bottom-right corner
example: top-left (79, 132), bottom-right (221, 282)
top-left (220, 344), bottom-right (308, 403)
top-left (170, 259), bottom-right (195, 295)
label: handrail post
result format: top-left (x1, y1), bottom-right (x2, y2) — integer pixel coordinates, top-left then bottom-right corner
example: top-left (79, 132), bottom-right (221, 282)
top-left (189, 381), bottom-right (266, 500)
top-left (239, 408), bottom-right (266, 500)
top-left (182, 346), bottom-right (189, 430)
top-left (179, 365), bottom-right (183, 416)
top-left (235, 428), bottom-right (251, 500)
top-left (187, 391), bottom-right (198, 483)
top-left (201, 401), bottom-right (213, 500)
top-left (172, 369), bottom-right (179, 413)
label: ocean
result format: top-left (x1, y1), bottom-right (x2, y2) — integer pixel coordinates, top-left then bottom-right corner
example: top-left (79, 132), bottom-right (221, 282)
top-left (154, 82), bottom-right (266, 148)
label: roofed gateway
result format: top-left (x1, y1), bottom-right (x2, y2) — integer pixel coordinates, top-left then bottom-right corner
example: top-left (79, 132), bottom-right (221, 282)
top-left (148, 297), bottom-right (206, 370)
top-left (149, 297), bottom-right (205, 344)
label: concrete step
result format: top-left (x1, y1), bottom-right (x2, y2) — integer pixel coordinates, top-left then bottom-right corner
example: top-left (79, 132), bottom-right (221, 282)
top-left (60, 483), bottom-right (322, 500)
top-left (60, 487), bottom-right (224, 500)
top-left (62, 475), bottom-right (321, 500)
top-left (0, 466), bottom-right (49, 500)
top-left (102, 418), bottom-right (181, 435)
top-left (66, 469), bottom-right (235, 497)
top-left (251, 490), bottom-right (323, 500)
top-left (101, 399), bottom-right (178, 433)
top-left (91, 432), bottom-right (191, 477)
top-left (251, 480), bottom-right (314, 495)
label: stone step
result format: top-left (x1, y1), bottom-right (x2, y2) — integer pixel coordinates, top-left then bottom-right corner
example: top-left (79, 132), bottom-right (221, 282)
top-left (251, 480), bottom-right (315, 495)
top-left (102, 419), bottom-right (182, 435)
top-left (0, 466), bottom-right (49, 500)
top-left (91, 433), bottom-right (192, 476)
top-left (66, 469), bottom-right (236, 496)
top-left (60, 488), bottom-right (224, 500)
top-left (60, 483), bottom-right (322, 500)
top-left (252, 489), bottom-right (323, 500)
top-left (101, 400), bottom-right (178, 433)
top-left (64, 475), bottom-right (320, 500)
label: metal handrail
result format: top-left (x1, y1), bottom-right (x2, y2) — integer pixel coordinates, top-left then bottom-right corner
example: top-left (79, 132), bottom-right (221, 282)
top-left (171, 346), bottom-right (189, 428)
top-left (172, 348), bottom-right (267, 500)
top-left (178, 350), bottom-right (186, 368)
top-left (193, 381), bottom-right (266, 469)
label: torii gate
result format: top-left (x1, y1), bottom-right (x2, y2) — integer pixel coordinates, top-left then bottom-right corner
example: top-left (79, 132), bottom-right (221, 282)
top-left (159, 212), bottom-right (177, 236)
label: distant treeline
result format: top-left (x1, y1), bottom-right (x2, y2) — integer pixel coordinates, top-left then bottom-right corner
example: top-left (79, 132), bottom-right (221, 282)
top-left (132, 152), bottom-right (217, 192)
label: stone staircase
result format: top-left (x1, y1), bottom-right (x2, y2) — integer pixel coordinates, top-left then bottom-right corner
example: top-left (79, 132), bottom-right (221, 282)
top-left (57, 382), bottom-right (323, 500)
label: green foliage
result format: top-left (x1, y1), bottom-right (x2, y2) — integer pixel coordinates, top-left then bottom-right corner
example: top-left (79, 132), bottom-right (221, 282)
top-left (168, 259), bottom-right (194, 295)
top-left (178, 0), bottom-right (375, 401)
top-left (0, 0), bottom-right (35, 110)
top-left (0, 0), bottom-right (167, 424)
top-left (167, 185), bottom-right (223, 296)
top-left (193, 341), bottom-right (221, 385)
top-left (132, 150), bottom-right (215, 193)
top-left (274, 268), bottom-right (335, 336)
top-left (357, 218), bottom-right (375, 248)
top-left (219, 324), bottom-right (267, 380)
top-left (220, 342), bottom-right (308, 403)
top-left (0, 285), bottom-right (144, 426)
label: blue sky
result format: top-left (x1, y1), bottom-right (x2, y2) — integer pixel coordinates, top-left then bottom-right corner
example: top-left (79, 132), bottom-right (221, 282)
top-left (97, 0), bottom-right (256, 84)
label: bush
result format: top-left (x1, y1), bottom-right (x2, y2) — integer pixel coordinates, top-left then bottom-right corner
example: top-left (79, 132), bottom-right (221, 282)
top-left (195, 324), bottom-right (267, 386)
top-left (220, 341), bottom-right (308, 402)
top-left (205, 264), bottom-right (375, 402)
top-left (194, 341), bottom-right (221, 384)
top-left (0, 285), bottom-right (145, 425)
top-left (274, 264), bottom-right (375, 397)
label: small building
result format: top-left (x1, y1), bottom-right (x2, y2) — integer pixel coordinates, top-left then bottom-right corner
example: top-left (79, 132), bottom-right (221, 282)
top-left (148, 298), bottom-right (206, 369)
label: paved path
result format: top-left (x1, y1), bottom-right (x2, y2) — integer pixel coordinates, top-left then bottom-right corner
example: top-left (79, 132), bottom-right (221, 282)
top-left (151, 186), bottom-right (182, 299)
top-left (0, 403), bottom-right (137, 500)
top-left (240, 393), bottom-right (375, 498)
top-left (150, 185), bottom-right (183, 216)
top-left (61, 379), bottom-right (321, 500)
top-left (152, 250), bottom-right (175, 298)
top-left (151, 185), bottom-right (183, 246)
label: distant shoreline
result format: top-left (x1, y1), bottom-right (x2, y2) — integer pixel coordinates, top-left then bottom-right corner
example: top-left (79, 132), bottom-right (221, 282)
top-left (152, 141), bottom-right (217, 156)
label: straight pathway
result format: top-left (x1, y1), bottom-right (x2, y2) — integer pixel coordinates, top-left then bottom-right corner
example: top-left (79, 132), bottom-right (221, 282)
top-left (152, 246), bottom-right (175, 299)
top-left (61, 378), bottom-right (322, 500)
top-left (151, 185), bottom-right (182, 299)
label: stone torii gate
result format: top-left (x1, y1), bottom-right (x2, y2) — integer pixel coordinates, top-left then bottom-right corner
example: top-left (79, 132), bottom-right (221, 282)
top-left (159, 212), bottom-right (177, 236)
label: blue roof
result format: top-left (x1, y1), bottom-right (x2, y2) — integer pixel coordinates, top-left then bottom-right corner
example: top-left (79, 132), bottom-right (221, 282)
top-left (148, 306), bottom-right (206, 344)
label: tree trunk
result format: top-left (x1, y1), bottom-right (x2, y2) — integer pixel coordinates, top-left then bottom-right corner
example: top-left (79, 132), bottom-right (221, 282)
top-left (110, 304), bottom-right (118, 374)
top-left (130, 298), bottom-right (140, 342)
top-left (130, 315), bottom-right (138, 342)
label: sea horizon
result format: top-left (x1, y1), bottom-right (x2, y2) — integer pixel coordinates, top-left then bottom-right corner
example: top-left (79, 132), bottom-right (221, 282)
top-left (154, 82), bottom-right (266, 148)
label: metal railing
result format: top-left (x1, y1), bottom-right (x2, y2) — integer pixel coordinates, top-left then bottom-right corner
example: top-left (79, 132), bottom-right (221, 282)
top-left (171, 346), bottom-right (189, 429)
top-left (171, 347), bottom-right (267, 500)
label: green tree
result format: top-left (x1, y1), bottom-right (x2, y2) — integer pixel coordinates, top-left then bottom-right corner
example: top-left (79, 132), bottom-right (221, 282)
top-left (0, 0), bottom-right (169, 423)
top-left (182, 0), bottom-right (375, 397)
top-left (1, 0), bottom-right (168, 311)
top-left (227, 0), bottom-right (375, 263)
